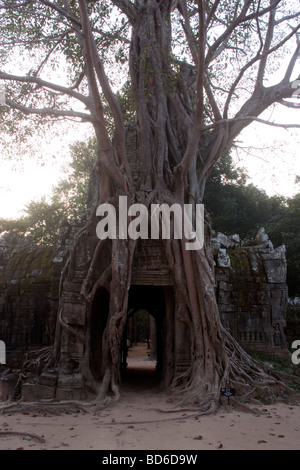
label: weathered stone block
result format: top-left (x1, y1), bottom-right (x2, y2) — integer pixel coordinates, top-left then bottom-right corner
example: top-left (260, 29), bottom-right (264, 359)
top-left (37, 371), bottom-right (58, 387)
top-left (60, 331), bottom-right (84, 359)
top-left (62, 303), bottom-right (86, 326)
top-left (217, 249), bottom-right (231, 268)
top-left (262, 259), bottom-right (286, 283)
top-left (218, 281), bottom-right (233, 291)
top-left (21, 383), bottom-right (55, 401)
top-left (56, 387), bottom-right (84, 401)
top-left (57, 373), bottom-right (83, 389)
top-left (0, 371), bottom-right (19, 401)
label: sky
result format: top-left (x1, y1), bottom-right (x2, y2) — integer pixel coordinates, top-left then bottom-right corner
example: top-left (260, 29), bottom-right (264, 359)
top-left (234, 105), bottom-right (300, 197)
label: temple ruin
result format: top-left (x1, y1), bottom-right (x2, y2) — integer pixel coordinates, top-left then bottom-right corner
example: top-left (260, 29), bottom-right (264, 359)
top-left (0, 127), bottom-right (291, 401)
top-left (0, 219), bottom-right (289, 400)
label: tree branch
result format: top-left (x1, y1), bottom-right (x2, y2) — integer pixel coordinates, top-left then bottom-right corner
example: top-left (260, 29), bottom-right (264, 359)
top-left (256, 0), bottom-right (277, 88)
top-left (5, 99), bottom-right (93, 121)
top-left (0, 1), bottom-right (32, 9)
top-left (250, 116), bottom-right (300, 128)
top-left (204, 80), bottom-right (222, 121)
top-left (223, 23), bottom-right (300, 118)
top-left (110, 0), bottom-right (136, 23)
top-left (206, 0), bottom-right (222, 27)
top-left (277, 99), bottom-right (300, 109)
top-left (177, 0), bottom-right (198, 64)
top-left (35, 31), bottom-right (71, 77)
top-left (38, 0), bottom-right (81, 27)
top-left (195, 0), bottom-right (205, 121)
top-left (206, 0), bottom-right (282, 66)
top-left (282, 41), bottom-right (300, 83)
top-left (70, 68), bottom-right (86, 90)
top-left (172, 0), bottom-right (206, 180)
top-left (78, 0), bottom-right (128, 193)
top-left (275, 10), bottom-right (300, 25)
top-left (85, 1), bottom-right (131, 183)
top-left (77, 0), bottom-right (110, 138)
top-left (201, 113), bottom-right (300, 133)
top-left (0, 71), bottom-right (90, 106)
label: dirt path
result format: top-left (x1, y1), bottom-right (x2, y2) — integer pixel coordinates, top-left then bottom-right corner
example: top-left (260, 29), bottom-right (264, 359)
top-left (0, 343), bottom-right (299, 451)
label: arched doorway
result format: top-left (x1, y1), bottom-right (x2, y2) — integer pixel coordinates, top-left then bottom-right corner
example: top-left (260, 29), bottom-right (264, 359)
top-left (121, 285), bottom-right (175, 390)
top-left (89, 284), bottom-right (175, 389)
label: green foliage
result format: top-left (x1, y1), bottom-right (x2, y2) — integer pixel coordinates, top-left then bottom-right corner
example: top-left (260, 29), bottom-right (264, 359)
top-left (0, 197), bottom-right (63, 245)
top-left (204, 153), bottom-right (284, 239)
top-left (0, 137), bottom-right (97, 246)
top-left (51, 137), bottom-right (97, 220)
top-left (265, 194), bottom-right (300, 297)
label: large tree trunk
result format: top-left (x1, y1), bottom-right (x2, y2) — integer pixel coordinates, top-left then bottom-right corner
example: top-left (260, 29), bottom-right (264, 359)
top-left (50, 1), bottom-right (289, 412)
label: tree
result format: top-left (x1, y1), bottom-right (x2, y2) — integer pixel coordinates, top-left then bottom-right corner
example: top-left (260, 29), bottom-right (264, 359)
top-left (0, 138), bottom-right (97, 245)
top-left (204, 159), bottom-right (285, 239)
top-left (0, 197), bottom-right (63, 245)
top-left (51, 137), bottom-right (97, 220)
top-left (266, 193), bottom-right (300, 297)
top-left (0, 0), bottom-right (299, 411)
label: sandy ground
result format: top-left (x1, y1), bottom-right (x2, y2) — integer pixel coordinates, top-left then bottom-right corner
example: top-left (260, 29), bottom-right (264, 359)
top-left (0, 343), bottom-right (299, 451)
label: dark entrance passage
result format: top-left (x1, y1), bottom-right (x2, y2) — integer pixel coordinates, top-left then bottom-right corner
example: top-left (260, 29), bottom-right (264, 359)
top-left (121, 285), bottom-right (175, 391)
top-left (89, 284), bottom-right (175, 390)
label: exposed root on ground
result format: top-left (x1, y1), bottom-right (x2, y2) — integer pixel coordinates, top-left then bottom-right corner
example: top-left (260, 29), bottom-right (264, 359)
top-left (0, 431), bottom-right (46, 443)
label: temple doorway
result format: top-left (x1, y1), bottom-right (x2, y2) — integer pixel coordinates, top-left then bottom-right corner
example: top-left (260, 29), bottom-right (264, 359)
top-left (121, 285), bottom-right (175, 391)
top-left (89, 284), bottom-right (175, 389)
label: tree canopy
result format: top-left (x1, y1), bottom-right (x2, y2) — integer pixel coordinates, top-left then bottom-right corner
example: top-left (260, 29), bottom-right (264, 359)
top-left (0, 0), bottom-right (299, 176)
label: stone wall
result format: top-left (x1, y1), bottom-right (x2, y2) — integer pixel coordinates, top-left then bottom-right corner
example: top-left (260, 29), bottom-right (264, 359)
top-left (0, 234), bottom-right (62, 367)
top-left (211, 228), bottom-right (288, 356)
top-left (0, 223), bottom-right (292, 401)
top-left (0, 224), bottom-right (290, 370)
top-left (212, 229), bottom-right (288, 355)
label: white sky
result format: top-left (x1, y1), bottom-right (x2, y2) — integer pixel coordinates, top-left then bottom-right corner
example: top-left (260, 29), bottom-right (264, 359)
top-left (234, 105), bottom-right (300, 197)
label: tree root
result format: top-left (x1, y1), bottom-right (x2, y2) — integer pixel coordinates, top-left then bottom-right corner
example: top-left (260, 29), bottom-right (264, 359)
top-left (0, 400), bottom-right (95, 416)
top-left (219, 397), bottom-right (261, 415)
top-left (0, 431), bottom-right (46, 444)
